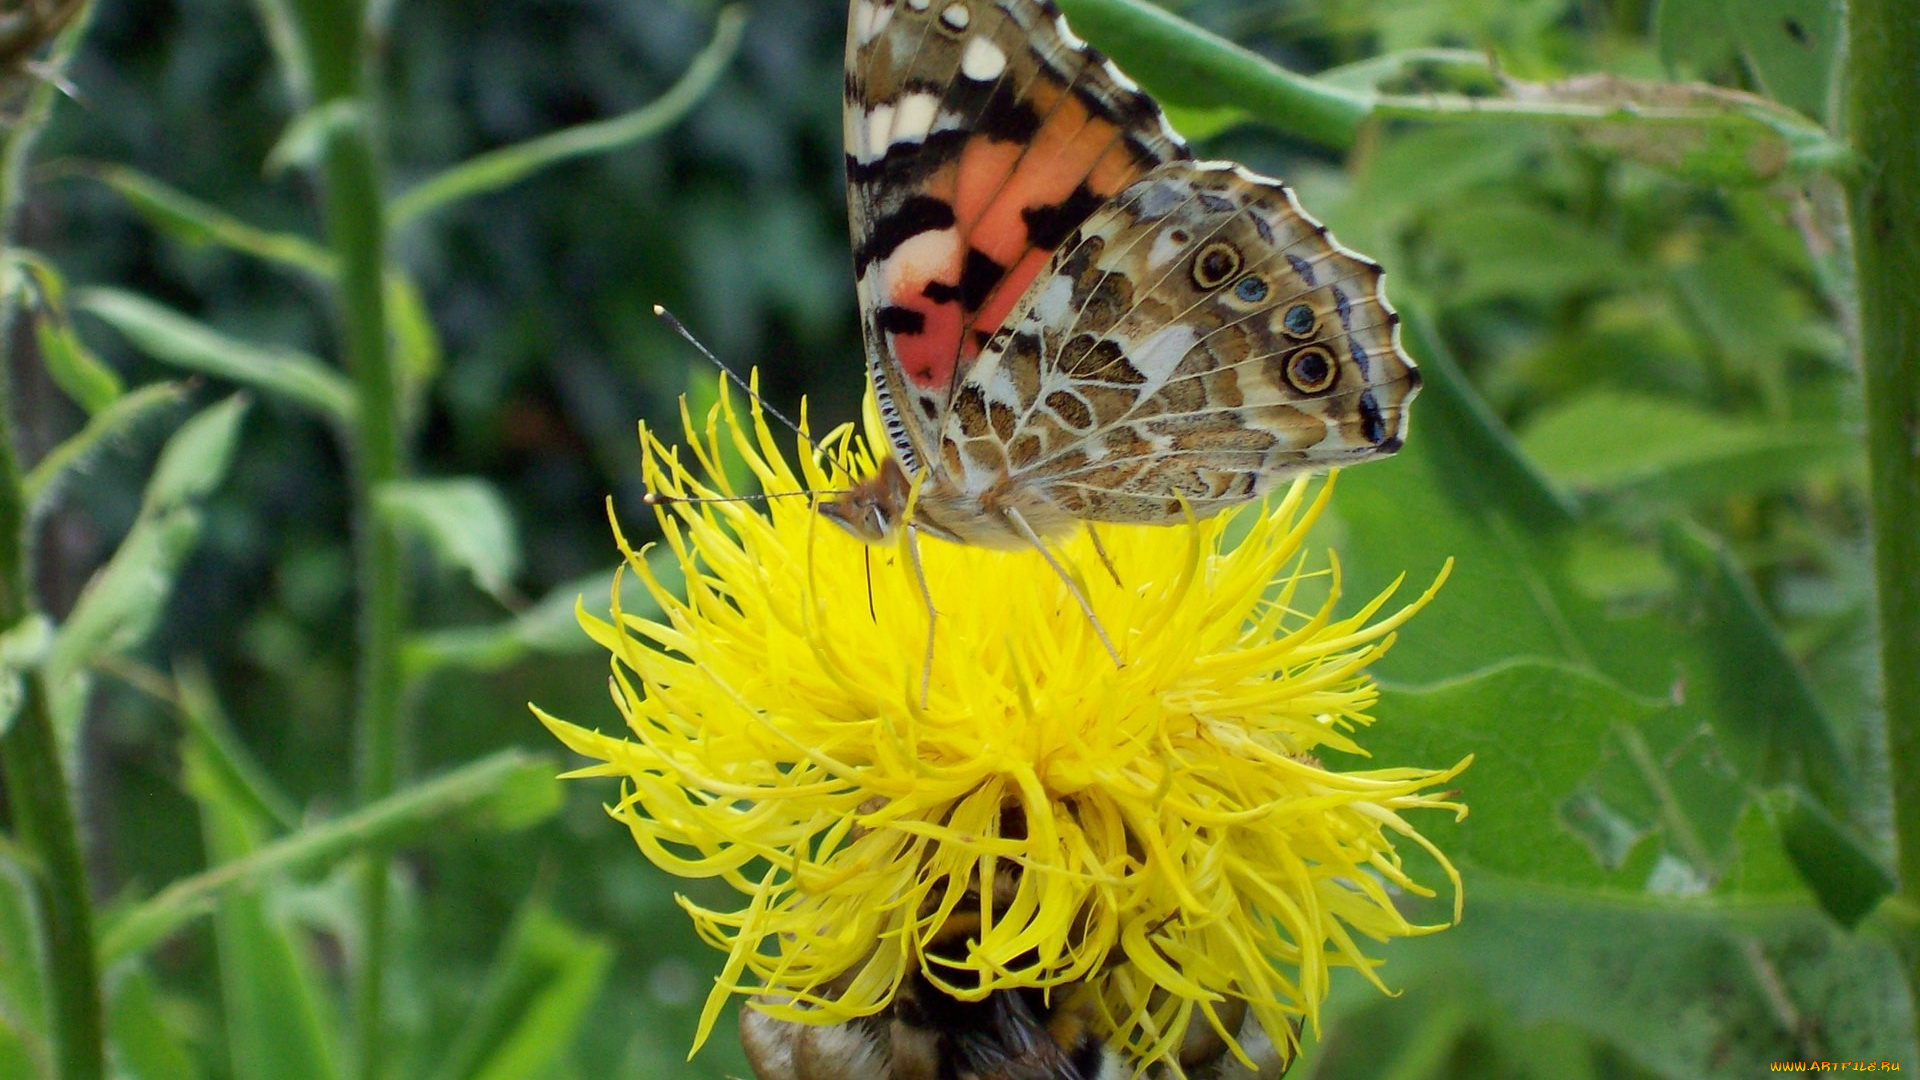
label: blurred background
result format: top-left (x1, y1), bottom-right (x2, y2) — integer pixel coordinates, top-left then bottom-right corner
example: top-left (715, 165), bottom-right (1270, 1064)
top-left (6, 0), bottom-right (1906, 1076)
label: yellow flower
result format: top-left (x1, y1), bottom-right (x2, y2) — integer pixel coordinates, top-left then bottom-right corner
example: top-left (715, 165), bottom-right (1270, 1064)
top-left (535, 379), bottom-right (1469, 1073)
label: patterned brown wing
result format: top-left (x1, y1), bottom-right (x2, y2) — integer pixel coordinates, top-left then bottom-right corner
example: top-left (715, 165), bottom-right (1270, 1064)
top-left (845, 0), bottom-right (1189, 473)
top-left (936, 160), bottom-right (1420, 524)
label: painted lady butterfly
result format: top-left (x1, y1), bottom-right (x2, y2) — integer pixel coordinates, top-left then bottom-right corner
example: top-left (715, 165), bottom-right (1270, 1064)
top-left (739, 8), bottom-right (1392, 1079)
top-left (817, 0), bottom-right (1419, 565)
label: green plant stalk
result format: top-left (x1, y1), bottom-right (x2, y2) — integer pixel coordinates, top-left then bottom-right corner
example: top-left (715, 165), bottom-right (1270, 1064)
top-left (0, 8), bottom-right (104, 1080)
top-left (283, 2), bottom-right (405, 1077)
top-left (1849, 0), bottom-right (1920, 1035)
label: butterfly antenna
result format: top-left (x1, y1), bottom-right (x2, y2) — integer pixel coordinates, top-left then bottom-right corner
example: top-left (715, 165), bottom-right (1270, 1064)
top-left (653, 305), bottom-right (813, 445)
top-left (642, 489), bottom-right (824, 509)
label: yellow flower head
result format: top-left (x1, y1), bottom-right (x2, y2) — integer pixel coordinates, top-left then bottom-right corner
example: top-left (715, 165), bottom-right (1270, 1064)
top-left (536, 379), bottom-right (1469, 1073)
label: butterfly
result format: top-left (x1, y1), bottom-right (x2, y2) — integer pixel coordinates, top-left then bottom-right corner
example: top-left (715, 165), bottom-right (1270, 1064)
top-left (816, 0), bottom-right (1419, 573)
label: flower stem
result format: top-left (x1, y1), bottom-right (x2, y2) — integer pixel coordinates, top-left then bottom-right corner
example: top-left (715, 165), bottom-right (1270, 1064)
top-left (1847, 0), bottom-right (1920, 1035)
top-left (282, 2), bottom-right (406, 1076)
top-left (0, 7), bottom-right (103, 1080)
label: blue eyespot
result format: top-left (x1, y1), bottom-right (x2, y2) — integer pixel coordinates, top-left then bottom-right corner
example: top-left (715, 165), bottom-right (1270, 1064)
top-left (1283, 303), bottom-right (1317, 338)
top-left (1234, 276), bottom-right (1269, 303)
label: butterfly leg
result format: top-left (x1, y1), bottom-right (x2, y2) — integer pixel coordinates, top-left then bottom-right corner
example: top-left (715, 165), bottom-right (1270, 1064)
top-left (903, 524), bottom-right (938, 706)
top-left (1004, 508), bottom-right (1122, 667)
top-left (1084, 525), bottom-right (1123, 588)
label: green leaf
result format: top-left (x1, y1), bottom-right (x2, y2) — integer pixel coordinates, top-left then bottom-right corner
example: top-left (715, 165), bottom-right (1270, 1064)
top-left (1447, 882), bottom-right (1918, 1074)
top-left (390, 6), bottom-right (748, 225)
top-left (264, 99), bottom-right (362, 176)
top-left (1518, 390), bottom-right (1857, 504)
top-left (1657, 521), bottom-right (1852, 812)
top-left (175, 661), bottom-right (301, 833)
top-left (0, 843), bottom-right (48, 1073)
top-left (23, 382), bottom-right (188, 513)
top-left (1724, 0), bottom-right (1839, 121)
top-left (45, 509), bottom-right (204, 738)
top-left (0, 615), bottom-right (52, 740)
top-left (36, 313), bottom-right (123, 414)
top-left (1762, 789), bottom-right (1894, 926)
top-left (185, 728), bottom-right (341, 1080)
top-left (84, 163), bottom-right (335, 278)
top-left (1423, 204), bottom-right (1627, 304)
top-left (404, 560), bottom-right (669, 676)
top-left (377, 478), bottom-right (523, 603)
top-left (1654, 0), bottom-right (1737, 74)
top-left (1367, 661), bottom-right (1674, 886)
top-left (144, 394), bottom-right (250, 515)
top-left (429, 904), bottom-right (612, 1080)
top-left (386, 270), bottom-right (443, 409)
top-left (76, 288), bottom-right (357, 424)
top-left (99, 749), bottom-right (563, 964)
top-left (106, 966), bottom-right (204, 1080)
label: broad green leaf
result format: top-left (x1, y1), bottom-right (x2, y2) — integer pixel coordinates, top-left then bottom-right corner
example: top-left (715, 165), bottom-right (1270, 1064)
top-left (86, 164), bottom-right (334, 278)
top-left (23, 382), bottom-right (187, 513)
top-left (389, 7), bottom-right (747, 225)
top-left (144, 395), bottom-right (250, 515)
top-left (377, 478), bottom-right (523, 603)
top-left (1055, 0), bottom-right (1366, 149)
top-left (99, 749), bottom-right (563, 963)
top-left (186, 732), bottom-right (341, 1080)
top-left (106, 966), bottom-right (204, 1080)
top-left (1518, 390), bottom-right (1857, 504)
top-left (1724, 0), bottom-right (1838, 121)
top-left (0, 843), bottom-right (48, 1073)
top-left (1762, 789), bottom-right (1894, 926)
top-left (77, 287), bottom-right (356, 424)
top-left (1657, 521), bottom-right (1851, 812)
top-left (1367, 661), bottom-right (1673, 886)
top-left (429, 905), bottom-right (613, 1080)
top-left (1422, 204), bottom-right (1627, 304)
top-left (1654, 0), bottom-right (1737, 74)
top-left (1448, 883), bottom-right (1918, 1075)
top-left (36, 314), bottom-right (122, 414)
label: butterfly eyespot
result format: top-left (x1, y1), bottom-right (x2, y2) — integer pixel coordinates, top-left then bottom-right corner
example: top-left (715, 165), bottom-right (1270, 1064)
top-left (1285, 346), bottom-right (1337, 394)
top-left (1282, 303), bottom-right (1317, 339)
top-left (1168, 228), bottom-right (1191, 244)
top-left (1192, 242), bottom-right (1242, 290)
top-left (1233, 275), bottom-right (1269, 303)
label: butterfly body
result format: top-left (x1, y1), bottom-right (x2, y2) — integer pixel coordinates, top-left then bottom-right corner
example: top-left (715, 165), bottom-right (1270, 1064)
top-left (826, 0), bottom-right (1418, 555)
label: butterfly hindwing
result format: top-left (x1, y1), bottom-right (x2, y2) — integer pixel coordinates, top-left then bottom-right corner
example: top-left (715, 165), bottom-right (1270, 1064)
top-left (845, 0), bottom-right (1190, 472)
top-left (938, 161), bottom-right (1420, 524)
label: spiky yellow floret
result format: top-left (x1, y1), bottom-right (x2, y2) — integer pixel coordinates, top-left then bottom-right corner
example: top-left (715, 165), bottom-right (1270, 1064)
top-left (535, 380), bottom-right (1469, 1073)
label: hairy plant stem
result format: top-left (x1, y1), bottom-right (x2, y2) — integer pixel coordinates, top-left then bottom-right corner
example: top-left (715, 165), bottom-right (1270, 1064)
top-left (283, 2), bottom-right (405, 1077)
top-left (0, 7), bottom-right (103, 1080)
top-left (1848, 0), bottom-right (1920, 1036)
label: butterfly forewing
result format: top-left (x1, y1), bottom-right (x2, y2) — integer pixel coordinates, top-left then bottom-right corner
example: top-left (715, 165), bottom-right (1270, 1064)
top-left (845, 0), bottom-right (1190, 471)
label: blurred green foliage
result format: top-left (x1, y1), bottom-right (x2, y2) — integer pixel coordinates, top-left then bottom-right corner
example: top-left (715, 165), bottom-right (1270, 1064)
top-left (0, 0), bottom-right (1910, 1076)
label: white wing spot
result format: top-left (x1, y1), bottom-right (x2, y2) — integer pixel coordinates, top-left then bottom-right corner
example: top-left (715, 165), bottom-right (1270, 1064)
top-left (890, 91), bottom-right (940, 143)
top-left (908, 0), bottom-right (931, 10)
top-left (1052, 12), bottom-right (1087, 50)
top-left (960, 36), bottom-right (1008, 81)
top-left (859, 103), bottom-right (895, 162)
top-left (939, 2), bottom-right (970, 30)
top-left (1099, 58), bottom-right (1139, 94)
top-left (854, 0), bottom-right (893, 44)
top-left (1128, 324), bottom-right (1200, 383)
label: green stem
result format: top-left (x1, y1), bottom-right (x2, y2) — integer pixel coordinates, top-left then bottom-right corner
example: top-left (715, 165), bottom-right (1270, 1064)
top-left (1850, 0), bottom-right (1920, 853)
top-left (282, 3), bottom-right (405, 1077)
top-left (1847, 0), bottom-right (1920, 1041)
top-left (0, 9), bottom-right (103, 1080)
